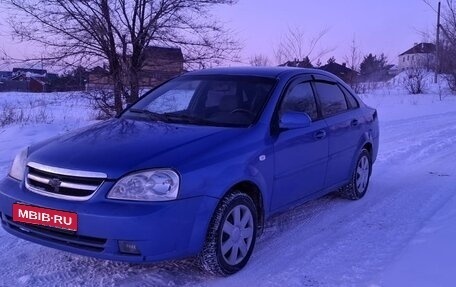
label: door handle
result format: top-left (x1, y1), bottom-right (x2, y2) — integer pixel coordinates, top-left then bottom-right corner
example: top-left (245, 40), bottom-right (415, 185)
top-left (351, 119), bottom-right (359, 127)
top-left (314, 130), bottom-right (326, 140)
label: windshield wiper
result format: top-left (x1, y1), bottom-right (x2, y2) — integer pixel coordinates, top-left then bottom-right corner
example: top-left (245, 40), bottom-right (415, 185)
top-left (129, 108), bottom-right (170, 122)
top-left (162, 113), bottom-right (219, 126)
top-left (129, 109), bottom-right (220, 126)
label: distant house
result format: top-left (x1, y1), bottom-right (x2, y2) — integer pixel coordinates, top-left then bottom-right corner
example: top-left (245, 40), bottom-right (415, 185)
top-left (0, 68), bottom-right (53, 92)
top-left (279, 58), bottom-right (313, 68)
top-left (278, 59), bottom-right (358, 83)
top-left (398, 42), bottom-right (436, 71)
top-left (87, 46), bottom-right (184, 90)
top-left (319, 62), bottom-right (358, 83)
top-left (12, 68), bottom-right (47, 79)
top-left (86, 66), bottom-right (111, 90)
top-left (0, 71), bottom-right (12, 82)
top-left (10, 68), bottom-right (49, 92)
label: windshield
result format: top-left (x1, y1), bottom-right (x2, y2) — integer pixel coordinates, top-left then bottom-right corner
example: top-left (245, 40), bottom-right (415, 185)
top-left (124, 75), bottom-right (277, 127)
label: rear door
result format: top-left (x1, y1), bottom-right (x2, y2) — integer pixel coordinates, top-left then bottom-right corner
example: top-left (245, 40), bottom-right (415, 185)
top-left (312, 76), bottom-right (363, 188)
top-left (272, 77), bottom-right (329, 210)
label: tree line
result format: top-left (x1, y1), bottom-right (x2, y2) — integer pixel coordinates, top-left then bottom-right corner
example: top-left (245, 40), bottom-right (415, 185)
top-left (3, 0), bottom-right (456, 116)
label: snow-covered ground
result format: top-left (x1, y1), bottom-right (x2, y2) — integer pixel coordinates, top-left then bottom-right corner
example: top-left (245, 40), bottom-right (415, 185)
top-left (0, 84), bottom-right (456, 286)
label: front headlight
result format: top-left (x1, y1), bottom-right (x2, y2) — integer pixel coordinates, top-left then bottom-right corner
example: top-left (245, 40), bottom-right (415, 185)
top-left (107, 169), bottom-right (180, 201)
top-left (9, 147), bottom-right (29, 181)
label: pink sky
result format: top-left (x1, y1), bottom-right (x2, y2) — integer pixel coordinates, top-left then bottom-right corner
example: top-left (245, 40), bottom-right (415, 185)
top-left (0, 0), bottom-right (438, 70)
top-left (212, 0), bottom-right (437, 65)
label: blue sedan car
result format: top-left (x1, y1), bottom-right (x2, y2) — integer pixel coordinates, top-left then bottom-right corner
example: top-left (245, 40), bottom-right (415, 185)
top-left (0, 67), bottom-right (378, 275)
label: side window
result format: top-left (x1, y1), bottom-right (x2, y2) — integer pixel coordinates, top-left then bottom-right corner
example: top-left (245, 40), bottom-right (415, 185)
top-left (340, 85), bottom-right (359, 109)
top-left (314, 82), bottom-right (348, 117)
top-left (281, 81), bottom-right (318, 120)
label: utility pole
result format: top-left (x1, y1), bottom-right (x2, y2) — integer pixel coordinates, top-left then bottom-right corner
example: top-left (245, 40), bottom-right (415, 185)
top-left (435, 1), bottom-right (441, 84)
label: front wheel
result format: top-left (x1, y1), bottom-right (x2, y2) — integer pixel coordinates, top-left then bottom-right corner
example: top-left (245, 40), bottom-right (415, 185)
top-left (198, 191), bottom-right (258, 276)
top-left (339, 149), bottom-right (372, 200)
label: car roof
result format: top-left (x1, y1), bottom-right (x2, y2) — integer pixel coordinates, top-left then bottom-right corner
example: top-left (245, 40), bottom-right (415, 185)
top-left (184, 66), bottom-right (340, 80)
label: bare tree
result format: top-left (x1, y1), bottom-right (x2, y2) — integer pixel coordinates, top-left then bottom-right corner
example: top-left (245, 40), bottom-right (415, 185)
top-left (249, 54), bottom-right (270, 66)
top-left (274, 26), bottom-right (332, 65)
top-left (343, 38), bottom-right (362, 91)
top-left (424, 0), bottom-right (456, 92)
top-left (439, 1), bottom-right (456, 91)
top-left (344, 38), bottom-right (362, 71)
top-left (5, 0), bottom-right (240, 115)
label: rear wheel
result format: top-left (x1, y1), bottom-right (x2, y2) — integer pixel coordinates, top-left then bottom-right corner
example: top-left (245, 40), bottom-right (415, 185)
top-left (198, 191), bottom-right (257, 276)
top-left (339, 149), bottom-right (372, 200)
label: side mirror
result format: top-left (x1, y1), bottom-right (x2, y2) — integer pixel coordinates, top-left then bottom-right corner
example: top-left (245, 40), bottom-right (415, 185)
top-left (279, 111), bottom-right (312, 129)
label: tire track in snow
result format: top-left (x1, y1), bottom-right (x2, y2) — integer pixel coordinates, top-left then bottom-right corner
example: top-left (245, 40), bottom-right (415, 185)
top-left (378, 111), bottom-right (456, 164)
top-left (209, 159), bottom-right (456, 287)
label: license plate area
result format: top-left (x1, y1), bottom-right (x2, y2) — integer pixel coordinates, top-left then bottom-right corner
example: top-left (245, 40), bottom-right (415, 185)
top-left (12, 203), bottom-right (78, 231)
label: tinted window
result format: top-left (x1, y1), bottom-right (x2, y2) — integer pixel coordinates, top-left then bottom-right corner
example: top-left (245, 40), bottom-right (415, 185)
top-left (281, 82), bottom-right (318, 120)
top-left (340, 85), bottom-right (359, 109)
top-left (314, 82), bottom-right (348, 117)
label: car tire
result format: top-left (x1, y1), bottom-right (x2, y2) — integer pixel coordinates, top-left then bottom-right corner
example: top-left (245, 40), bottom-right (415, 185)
top-left (339, 148), bottom-right (372, 200)
top-left (198, 191), bottom-right (258, 276)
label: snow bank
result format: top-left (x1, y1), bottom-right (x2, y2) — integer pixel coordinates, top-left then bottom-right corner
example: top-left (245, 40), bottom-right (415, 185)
top-left (0, 92), bottom-right (96, 175)
top-left (0, 86), bottom-right (456, 286)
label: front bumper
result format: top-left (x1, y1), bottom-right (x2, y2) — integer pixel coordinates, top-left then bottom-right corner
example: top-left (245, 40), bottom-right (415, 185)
top-left (0, 177), bottom-right (218, 263)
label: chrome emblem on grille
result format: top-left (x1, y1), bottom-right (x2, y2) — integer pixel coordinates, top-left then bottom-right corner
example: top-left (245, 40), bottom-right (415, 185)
top-left (48, 178), bottom-right (62, 193)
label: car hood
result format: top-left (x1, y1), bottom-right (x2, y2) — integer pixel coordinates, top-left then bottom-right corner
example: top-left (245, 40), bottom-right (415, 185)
top-left (28, 118), bottom-right (245, 178)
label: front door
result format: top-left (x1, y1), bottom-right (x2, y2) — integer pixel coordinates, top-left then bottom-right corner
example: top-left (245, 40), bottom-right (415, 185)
top-left (272, 79), bottom-right (329, 211)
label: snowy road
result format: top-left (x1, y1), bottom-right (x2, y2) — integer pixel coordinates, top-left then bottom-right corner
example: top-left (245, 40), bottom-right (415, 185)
top-left (0, 93), bottom-right (456, 286)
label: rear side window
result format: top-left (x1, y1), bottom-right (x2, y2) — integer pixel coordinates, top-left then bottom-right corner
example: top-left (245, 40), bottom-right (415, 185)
top-left (340, 85), bottom-right (359, 109)
top-left (314, 82), bottom-right (348, 117)
top-left (281, 82), bottom-right (318, 120)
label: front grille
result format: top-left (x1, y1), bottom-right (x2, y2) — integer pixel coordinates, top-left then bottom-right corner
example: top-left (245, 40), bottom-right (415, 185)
top-left (2, 214), bottom-right (107, 252)
top-left (26, 162), bottom-right (106, 201)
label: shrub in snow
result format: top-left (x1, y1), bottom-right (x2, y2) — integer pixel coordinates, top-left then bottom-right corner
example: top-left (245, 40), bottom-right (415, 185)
top-left (83, 88), bottom-right (153, 119)
top-left (0, 102), bottom-right (54, 127)
top-left (403, 68), bottom-right (427, 94)
top-left (0, 92), bottom-right (98, 129)
top-left (0, 103), bottom-right (22, 127)
top-left (443, 73), bottom-right (456, 93)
